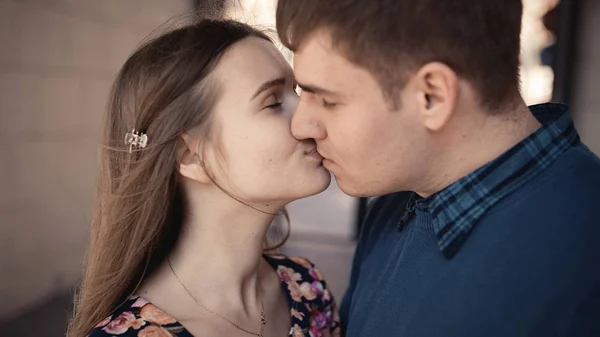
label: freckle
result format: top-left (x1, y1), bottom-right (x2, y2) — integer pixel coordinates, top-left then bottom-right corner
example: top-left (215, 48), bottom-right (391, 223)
top-left (269, 158), bottom-right (272, 162)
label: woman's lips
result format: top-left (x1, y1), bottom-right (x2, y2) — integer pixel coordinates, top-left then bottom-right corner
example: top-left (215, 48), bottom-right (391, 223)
top-left (306, 147), bottom-right (324, 161)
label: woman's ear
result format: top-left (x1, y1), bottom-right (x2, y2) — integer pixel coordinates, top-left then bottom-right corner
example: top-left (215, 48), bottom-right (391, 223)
top-left (178, 133), bottom-right (212, 184)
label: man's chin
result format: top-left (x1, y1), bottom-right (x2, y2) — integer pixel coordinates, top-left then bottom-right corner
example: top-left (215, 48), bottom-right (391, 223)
top-left (334, 176), bottom-right (384, 198)
top-left (334, 175), bottom-right (362, 197)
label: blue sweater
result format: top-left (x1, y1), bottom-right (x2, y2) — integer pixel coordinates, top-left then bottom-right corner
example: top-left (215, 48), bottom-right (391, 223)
top-left (340, 104), bottom-right (600, 336)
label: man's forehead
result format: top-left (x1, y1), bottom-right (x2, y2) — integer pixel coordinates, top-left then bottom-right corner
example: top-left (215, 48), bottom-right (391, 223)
top-left (293, 32), bottom-right (348, 80)
top-left (293, 33), bottom-right (370, 95)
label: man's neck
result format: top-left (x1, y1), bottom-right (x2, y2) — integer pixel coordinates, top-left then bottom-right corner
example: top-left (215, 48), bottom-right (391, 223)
top-left (416, 101), bottom-right (542, 198)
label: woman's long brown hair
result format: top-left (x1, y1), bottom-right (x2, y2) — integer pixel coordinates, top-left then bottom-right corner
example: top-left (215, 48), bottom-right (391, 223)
top-left (66, 18), bottom-right (285, 337)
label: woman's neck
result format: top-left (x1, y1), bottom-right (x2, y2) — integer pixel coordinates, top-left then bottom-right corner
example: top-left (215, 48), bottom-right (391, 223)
top-left (140, 192), bottom-right (281, 319)
top-left (173, 199), bottom-right (276, 304)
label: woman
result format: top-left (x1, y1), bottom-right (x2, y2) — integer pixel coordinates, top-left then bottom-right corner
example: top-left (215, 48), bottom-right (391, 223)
top-left (67, 18), bottom-right (339, 337)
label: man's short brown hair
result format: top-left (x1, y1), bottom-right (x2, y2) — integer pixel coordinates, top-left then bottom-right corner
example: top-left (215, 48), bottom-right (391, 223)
top-left (276, 0), bottom-right (523, 112)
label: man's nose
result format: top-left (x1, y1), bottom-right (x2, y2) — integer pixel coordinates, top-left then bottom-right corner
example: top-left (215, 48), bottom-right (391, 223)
top-left (290, 98), bottom-right (327, 141)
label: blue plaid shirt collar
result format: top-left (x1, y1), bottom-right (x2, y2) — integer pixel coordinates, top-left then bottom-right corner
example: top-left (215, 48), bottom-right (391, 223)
top-left (416, 103), bottom-right (580, 259)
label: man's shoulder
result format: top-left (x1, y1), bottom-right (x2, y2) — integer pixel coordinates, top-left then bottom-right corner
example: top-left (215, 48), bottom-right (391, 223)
top-left (501, 142), bottom-right (600, 215)
top-left (571, 144), bottom-right (600, 194)
top-left (486, 144), bottom-right (600, 260)
top-left (532, 142), bottom-right (600, 206)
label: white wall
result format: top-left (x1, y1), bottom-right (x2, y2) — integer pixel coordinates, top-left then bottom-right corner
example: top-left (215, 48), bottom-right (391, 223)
top-left (572, 0), bottom-right (600, 155)
top-left (0, 0), bottom-right (191, 320)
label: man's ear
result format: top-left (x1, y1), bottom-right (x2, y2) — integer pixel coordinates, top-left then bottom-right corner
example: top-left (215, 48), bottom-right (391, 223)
top-left (413, 62), bottom-right (459, 132)
top-left (178, 133), bottom-right (212, 184)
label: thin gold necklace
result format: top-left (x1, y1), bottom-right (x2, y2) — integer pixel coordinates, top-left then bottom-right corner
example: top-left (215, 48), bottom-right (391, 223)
top-left (167, 259), bottom-right (266, 337)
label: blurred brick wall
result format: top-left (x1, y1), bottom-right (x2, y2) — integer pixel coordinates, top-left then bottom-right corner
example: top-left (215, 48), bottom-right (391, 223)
top-left (0, 0), bottom-right (191, 320)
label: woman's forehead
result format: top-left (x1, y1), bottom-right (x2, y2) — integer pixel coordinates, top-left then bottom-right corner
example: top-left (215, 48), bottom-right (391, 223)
top-left (214, 37), bottom-right (293, 90)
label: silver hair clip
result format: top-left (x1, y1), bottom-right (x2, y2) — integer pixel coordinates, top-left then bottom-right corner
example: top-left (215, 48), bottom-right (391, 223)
top-left (124, 129), bottom-right (148, 153)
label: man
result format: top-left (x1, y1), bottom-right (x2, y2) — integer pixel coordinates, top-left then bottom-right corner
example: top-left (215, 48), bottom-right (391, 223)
top-left (275, 0), bottom-right (600, 336)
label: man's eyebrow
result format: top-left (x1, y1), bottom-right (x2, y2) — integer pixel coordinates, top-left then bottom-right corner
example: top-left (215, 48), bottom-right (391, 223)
top-left (297, 82), bottom-right (340, 97)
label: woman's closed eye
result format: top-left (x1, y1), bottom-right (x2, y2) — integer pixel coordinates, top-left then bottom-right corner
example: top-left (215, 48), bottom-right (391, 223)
top-left (266, 101), bottom-right (283, 109)
top-left (263, 94), bottom-right (283, 110)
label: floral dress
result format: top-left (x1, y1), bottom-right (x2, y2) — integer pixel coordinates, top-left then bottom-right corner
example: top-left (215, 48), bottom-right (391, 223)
top-left (88, 254), bottom-right (341, 337)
